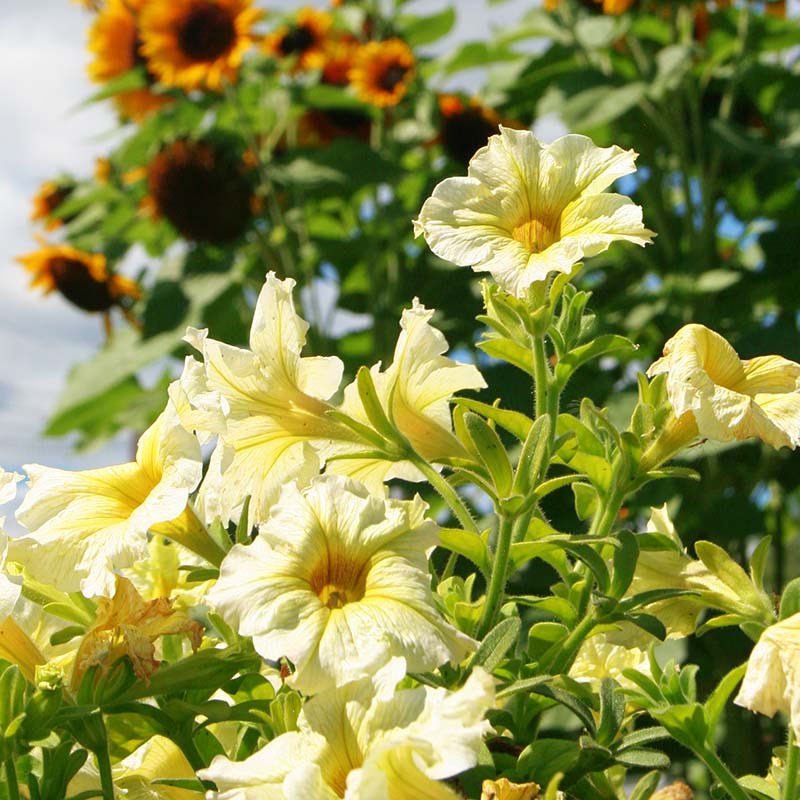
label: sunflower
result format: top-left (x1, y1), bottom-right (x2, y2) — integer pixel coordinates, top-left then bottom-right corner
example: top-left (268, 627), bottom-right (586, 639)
top-left (319, 32), bottom-right (360, 85)
top-left (139, 0), bottom-right (262, 91)
top-left (30, 180), bottom-right (75, 230)
top-left (296, 107), bottom-right (372, 146)
top-left (16, 244), bottom-right (141, 314)
top-left (147, 138), bottom-right (254, 243)
top-left (87, 0), bottom-right (172, 121)
top-left (437, 94), bottom-right (518, 167)
top-left (262, 7), bottom-right (332, 72)
top-left (349, 38), bottom-right (415, 108)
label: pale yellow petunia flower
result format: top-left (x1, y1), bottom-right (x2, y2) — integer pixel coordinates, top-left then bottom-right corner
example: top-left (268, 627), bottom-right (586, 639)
top-left (182, 272), bottom-right (353, 530)
top-left (206, 475), bottom-right (475, 695)
top-left (734, 612), bottom-right (800, 739)
top-left (332, 299), bottom-right (486, 490)
top-left (10, 400), bottom-right (213, 598)
top-left (200, 657), bottom-right (495, 800)
top-left (647, 323), bottom-right (800, 450)
top-left (413, 127), bottom-right (654, 297)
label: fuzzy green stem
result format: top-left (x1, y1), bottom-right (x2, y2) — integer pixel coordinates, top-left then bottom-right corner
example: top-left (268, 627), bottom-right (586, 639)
top-left (94, 742), bottom-right (115, 800)
top-left (413, 458), bottom-right (479, 534)
top-left (4, 756), bottom-right (20, 800)
top-left (475, 515), bottom-right (515, 640)
top-left (784, 729), bottom-right (799, 800)
top-left (532, 335), bottom-right (550, 420)
top-left (700, 744), bottom-right (751, 800)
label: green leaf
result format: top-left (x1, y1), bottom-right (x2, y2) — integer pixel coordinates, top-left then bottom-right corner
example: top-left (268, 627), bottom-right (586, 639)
top-left (628, 771), bottom-right (662, 800)
top-left (399, 7), bottom-right (455, 47)
top-left (469, 617), bottom-right (521, 673)
top-left (554, 334), bottom-right (636, 389)
top-left (609, 531), bottom-right (640, 600)
top-left (749, 536), bottom-right (772, 594)
top-left (437, 41), bottom-right (521, 76)
top-left (546, 82), bottom-right (647, 131)
top-left (779, 577), bottom-right (800, 620)
top-left (438, 528), bottom-right (490, 576)
top-left (512, 415), bottom-right (551, 497)
top-left (619, 727), bottom-right (671, 750)
top-left (82, 67), bottom-right (148, 104)
top-left (518, 739), bottom-right (578, 786)
top-left (496, 674), bottom-right (553, 700)
top-left (462, 412), bottom-right (514, 497)
top-left (615, 748), bottom-right (670, 769)
top-left (355, 367), bottom-right (398, 443)
top-left (649, 44), bottom-right (693, 99)
top-left (695, 540), bottom-right (769, 612)
top-left (453, 398), bottom-right (533, 441)
top-left (572, 482), bottom-right (598, 521)
top-left (596, 678), bottom-right (625, 746)
top-left (575, 16), bottom-right (629, 50)
top-left (703, 663), bottom-right (747, 739)
top-left (477, 338), bottom-right (534, 374)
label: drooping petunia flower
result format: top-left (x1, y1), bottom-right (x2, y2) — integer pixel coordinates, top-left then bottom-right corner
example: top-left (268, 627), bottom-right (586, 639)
top-left (206, 476), bottom-right (475, 695)
top-left (199, 657), bottom-right (494, 799)
top-left (182, 272), bottom-right (353, 529)
top-left (647, 323), bottom-right (800, 450)
top-left (349, 38), bottom-right (415, 108)
top-left (332, 299), bottom-right (486, 490)
top-left (734, 612), bottom-right (800, 739)
top-left (413, 127), bottom-right (654, 297)
top-left (139, 0), bottom-right (262, 91)
top-left (70, 575), bottom-right (203, 689)
top-left (10, 400), bottom-right (214, 598)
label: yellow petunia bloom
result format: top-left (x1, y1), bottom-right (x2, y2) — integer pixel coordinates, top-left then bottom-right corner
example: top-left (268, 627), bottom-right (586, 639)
top-left (734, 612), bottom-right (800, 739)
top-left (332, 299), bottom-right (486, 490)
top-left (10, 400), bottom-right (218, 598)
top-left (481, 778), bottom-right (540, 800)
top-left (67, 735), bottom-right (197, 799)
top-left (207, 476), bottom-right (475, 695)
top-left (200, 657), bottom-right (494, 799)
top-left (182, 272), bottom-right (353, 530)
top-left (413, 127), bottom-right (654, 298)
top-left (139, 0), bottom-right (262, 92)
top-left (647, 323), bottom-right (800, 451)
top-left (569, 631), bottom-right (651, 690)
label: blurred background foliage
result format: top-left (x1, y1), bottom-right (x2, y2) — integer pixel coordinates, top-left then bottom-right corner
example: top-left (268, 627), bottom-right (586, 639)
top-left (20, 0), bottom-right (800, 782)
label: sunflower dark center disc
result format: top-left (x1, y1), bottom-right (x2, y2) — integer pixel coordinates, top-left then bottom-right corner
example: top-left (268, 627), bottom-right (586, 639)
top-left (279, 25), bottom-right (315, 56)
top-left (49, 257), bottom-right (115, 312)
top-left (378, 64), bottom-right (408, 92)
top-left (177, 3), bottom-right (237, 62)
